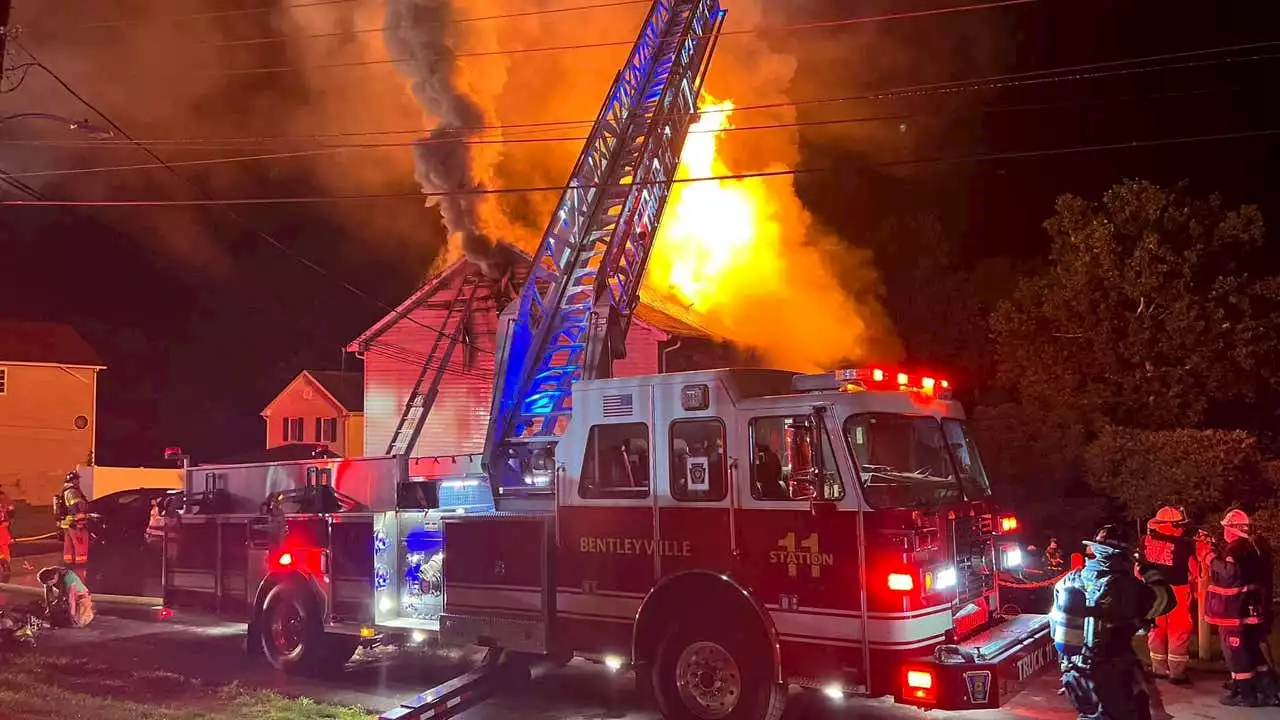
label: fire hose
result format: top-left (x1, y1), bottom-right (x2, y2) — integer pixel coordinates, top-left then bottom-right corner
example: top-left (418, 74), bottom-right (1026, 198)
top-left (12, 532), bottom-right (58, 543)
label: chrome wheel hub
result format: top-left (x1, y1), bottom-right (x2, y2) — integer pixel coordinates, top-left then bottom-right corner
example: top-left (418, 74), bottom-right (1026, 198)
top-left (675, 640), bottom-right (741, 719)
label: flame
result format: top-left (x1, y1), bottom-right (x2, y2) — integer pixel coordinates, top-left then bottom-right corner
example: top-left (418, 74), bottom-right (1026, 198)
top-left (646, 96), bottom-right (898, 370)
top-left (650, 100), bottom-right (764, 310)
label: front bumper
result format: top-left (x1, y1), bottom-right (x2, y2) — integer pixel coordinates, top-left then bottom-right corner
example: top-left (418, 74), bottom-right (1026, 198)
top-left (897, 613), bottom-right (1056, 710)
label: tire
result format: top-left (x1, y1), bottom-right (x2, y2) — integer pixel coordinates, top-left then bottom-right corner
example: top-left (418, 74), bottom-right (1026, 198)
top-left (259, 582), bottom-right (333, 675)
top-left (652, 614), bottom-right (786, 720)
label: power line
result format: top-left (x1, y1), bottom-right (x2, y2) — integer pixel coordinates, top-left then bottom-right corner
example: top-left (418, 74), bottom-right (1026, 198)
top-left (12, 38), bottom-right (1277, 150)
top-left (5, 126), bottom-right (1279, 207)
top-left (213, 0), bottom-right (652, 48)
top-left (210, 0), bottom-right (1040, 75)
top-left (3, 81), bottom-right (1270, 179)
top-left (24, 0), bottom-right (359, 31)
top-left (16, 39), bottom-right (492, 355)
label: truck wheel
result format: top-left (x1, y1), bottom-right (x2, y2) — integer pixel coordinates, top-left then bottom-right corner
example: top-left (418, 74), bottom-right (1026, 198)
top-left (652, 615), bottom-right (786, 720)
top-left (260, 582), bottom-right (328, 674)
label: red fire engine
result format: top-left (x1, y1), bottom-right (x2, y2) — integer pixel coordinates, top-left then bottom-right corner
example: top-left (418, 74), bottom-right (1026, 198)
top-left (159, 0), bottom-right (1054, 717)
top-left (162, 366), bottom-right (1053, 719)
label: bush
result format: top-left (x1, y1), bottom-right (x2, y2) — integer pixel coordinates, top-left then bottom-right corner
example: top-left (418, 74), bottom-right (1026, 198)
top-left (1083, 427), bottom-right (1265, 525)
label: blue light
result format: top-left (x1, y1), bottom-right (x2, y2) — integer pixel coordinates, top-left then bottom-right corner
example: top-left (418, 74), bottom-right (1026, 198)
top-left (404, 528), bottom-right (443, 555)
top-left (374, 565), bottom-right (390, 590)
top-left (374, 529), bottom-right (389, 554)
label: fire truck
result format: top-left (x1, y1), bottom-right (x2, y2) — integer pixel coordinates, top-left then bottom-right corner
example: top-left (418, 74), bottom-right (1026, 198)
top-left (158, 0), bottom-right (1055, 717)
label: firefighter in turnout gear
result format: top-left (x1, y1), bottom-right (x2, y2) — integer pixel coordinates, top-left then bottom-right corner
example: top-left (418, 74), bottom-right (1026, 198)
top-left (1050, 525), bottom-right (1177, 720)
top-left (1141, 506), bottom-right (1198, 685)
top-left (0, 488), bottom-right (14, 583)
top-left (1204, 509), bottom-right (1279, 706)
top-left (55, 470), bottom-right (90, 570)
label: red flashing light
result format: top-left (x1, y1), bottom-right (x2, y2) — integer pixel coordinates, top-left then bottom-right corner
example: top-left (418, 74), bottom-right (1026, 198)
top-left (887, 572), bottom-right (915, 592)
top-left (999, 515), bottom-right (1019, 533)
top-left (277, 552), bottom-right (294, 567)
top-left (904, 668), bottom-right (937, 704)
top-left (153, 606), bottom-right (174, 621)
top-left (834, 368), bottom-right (954, 395)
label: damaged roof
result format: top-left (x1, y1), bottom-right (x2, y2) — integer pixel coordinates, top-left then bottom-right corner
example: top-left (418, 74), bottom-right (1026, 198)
top-left (348, 241), bottom-right (717, 350)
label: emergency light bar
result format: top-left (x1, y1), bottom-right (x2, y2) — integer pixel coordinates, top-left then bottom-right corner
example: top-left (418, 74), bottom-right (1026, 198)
top-left (793, 368), bottom-right (954, 399)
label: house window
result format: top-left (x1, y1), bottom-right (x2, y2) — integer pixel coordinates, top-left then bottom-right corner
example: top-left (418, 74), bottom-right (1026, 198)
top-left (578, 422), bottom-right (650, 499)
top-left (281, 417), bottom-right (304, 442)
top-left (315, 417), bottom-right (338, 443)
top-left (0, 367), bottom-right (6, 395)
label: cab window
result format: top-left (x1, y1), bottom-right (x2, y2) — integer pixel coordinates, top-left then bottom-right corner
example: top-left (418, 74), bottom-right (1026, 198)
top-left (749, 416), bottom-right (845, 501)
top-left (669, 419), bottom-right (727, 502)
top-left (579, 422), bottom-right (651, 499)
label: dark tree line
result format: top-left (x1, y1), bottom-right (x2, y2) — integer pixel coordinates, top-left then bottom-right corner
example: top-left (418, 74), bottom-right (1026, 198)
top-left (863, 179), bottom-right (1280, 561)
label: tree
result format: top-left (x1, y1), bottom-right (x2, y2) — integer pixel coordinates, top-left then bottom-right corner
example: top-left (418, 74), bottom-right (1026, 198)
top-left (992, 180), bottom-right (1280, 431)
top-left (1083, 427), bottom-right (1266, 525)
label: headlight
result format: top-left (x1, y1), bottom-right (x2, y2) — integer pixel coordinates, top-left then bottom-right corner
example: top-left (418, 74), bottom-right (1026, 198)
top-left (1003, 547), bottom-right (1023, 568)
top-left (935, 567), bottom-right (957, 589)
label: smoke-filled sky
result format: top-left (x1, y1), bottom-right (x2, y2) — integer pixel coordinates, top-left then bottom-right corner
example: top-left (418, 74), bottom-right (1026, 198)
top-left (3, 0), bottom-right (1278, 463)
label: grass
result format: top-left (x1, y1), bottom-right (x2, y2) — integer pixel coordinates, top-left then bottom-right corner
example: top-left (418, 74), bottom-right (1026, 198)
top-left (0, 654), bottom-right (373, 720)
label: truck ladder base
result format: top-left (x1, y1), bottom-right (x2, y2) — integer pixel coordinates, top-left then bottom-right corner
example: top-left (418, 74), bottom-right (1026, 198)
top-left (379, 648), bottom-right (529, 720)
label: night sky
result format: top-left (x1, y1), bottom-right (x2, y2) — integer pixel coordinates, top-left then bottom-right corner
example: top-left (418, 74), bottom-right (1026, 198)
top-left (2, 0), bottom-right (1278, 465)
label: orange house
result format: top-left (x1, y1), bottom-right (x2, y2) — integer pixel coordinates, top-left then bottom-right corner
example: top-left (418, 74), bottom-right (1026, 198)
top-left (0, 320), bottom-right (105, 503)
top-left (261, 370), bottom-right (365, 457)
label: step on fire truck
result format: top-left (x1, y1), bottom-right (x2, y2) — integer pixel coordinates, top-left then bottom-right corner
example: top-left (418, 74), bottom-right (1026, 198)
top-left (158, 0), bottom-right (1055, 718)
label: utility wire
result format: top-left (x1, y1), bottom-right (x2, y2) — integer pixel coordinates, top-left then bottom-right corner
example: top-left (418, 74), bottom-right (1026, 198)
top-left (5, 127), bottom-right (1279, 207)
top-left (17, 39), bottom-right (493, 354)
top-left (3, 79), bottom-right (1271, 180)
top-left (200, 0), bottom-right (1041, 76)
top-left (214, 0), bottom-right (653, 47)
top-left (13, 39), bottom-right (1277, 150)
top-left (23, 0), bottom-right (359, 30)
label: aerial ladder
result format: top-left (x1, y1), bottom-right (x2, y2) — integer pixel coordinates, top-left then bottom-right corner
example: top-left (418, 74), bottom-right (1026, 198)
top-left (483, 0), bottom-right (726, 496)
top-left (379, 1), bottom-right (725, 717)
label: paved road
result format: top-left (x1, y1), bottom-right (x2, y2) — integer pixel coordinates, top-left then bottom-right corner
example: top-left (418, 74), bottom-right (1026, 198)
top-left (1, 606), bottom-right (1258, 720)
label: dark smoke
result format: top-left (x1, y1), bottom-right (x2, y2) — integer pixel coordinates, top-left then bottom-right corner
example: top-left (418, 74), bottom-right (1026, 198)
top-left (384, 0), bottom-right (500, 277)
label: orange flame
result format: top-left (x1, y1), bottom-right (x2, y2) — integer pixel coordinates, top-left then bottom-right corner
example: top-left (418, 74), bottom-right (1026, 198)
top-left (646, 96), bottom-right (897, 370)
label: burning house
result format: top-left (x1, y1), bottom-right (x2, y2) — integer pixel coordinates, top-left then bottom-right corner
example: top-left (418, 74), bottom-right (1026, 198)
top-left (346, 243), bottom-right (740, 461)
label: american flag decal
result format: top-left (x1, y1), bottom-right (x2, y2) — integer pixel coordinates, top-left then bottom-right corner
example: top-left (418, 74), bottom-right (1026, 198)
top-left (602, 393), bottom-right (634, 418)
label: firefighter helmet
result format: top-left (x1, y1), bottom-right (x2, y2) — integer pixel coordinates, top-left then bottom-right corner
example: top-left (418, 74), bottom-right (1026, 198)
top-left (1221, 508), bottom-right (1251, 530)
top-left (1083, 524), bottom-right (1135, 553)
top-left (1148, 505), bottom-right (1188, 528)
top-left (64, 470), bottom-right (81, 485)
top-left (36, 567), bottom-right (63, 587)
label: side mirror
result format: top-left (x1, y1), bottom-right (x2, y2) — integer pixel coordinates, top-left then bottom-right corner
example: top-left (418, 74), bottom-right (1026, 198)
top-left (785, 421), bottom-right (818, 500)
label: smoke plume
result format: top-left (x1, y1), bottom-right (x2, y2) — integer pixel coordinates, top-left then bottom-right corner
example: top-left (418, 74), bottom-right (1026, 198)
top-left (383, 0), bottom-right (516, 277)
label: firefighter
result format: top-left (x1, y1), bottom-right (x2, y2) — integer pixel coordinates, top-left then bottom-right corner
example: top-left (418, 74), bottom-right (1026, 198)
top-left (1141, 505), bottom-right (1197, 685)
top-left (36, 565), bottom-right (94, 629)
top-left (0, 487), bottom-right (14, 583)
top-left (1044, 537), bottom-right (1066, 574)
top-left (1203, 509), bottom-right (1278, 706)
top-left (1050, 524), bottom-right (1176, 720)
top-left (144, 497), bottom-right (166, 549)
top-left (56, 470), bottom-right (90, 570)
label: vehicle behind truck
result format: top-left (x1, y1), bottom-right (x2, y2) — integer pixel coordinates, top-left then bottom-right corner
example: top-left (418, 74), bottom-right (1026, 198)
top-left (160, 366), bottom-right (1054, 719)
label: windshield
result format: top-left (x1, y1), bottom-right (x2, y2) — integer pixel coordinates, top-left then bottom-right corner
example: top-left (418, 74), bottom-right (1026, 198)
top-left (942, 418), bottom-right (992, 500)
top-left (843, 413), bottom-right (984, 509)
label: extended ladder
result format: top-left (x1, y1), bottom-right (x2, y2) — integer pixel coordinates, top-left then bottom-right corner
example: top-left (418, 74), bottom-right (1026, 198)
top-left (484, 0), bottom-right (725, 489)
top-left (385, 272), bottom-right (481, 456)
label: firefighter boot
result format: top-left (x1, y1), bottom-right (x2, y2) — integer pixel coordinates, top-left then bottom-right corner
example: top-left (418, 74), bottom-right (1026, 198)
top-left (1220, 678), bottom-right (1261, 707)
top-left (1254, 671), bottom-right (1280, 706)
